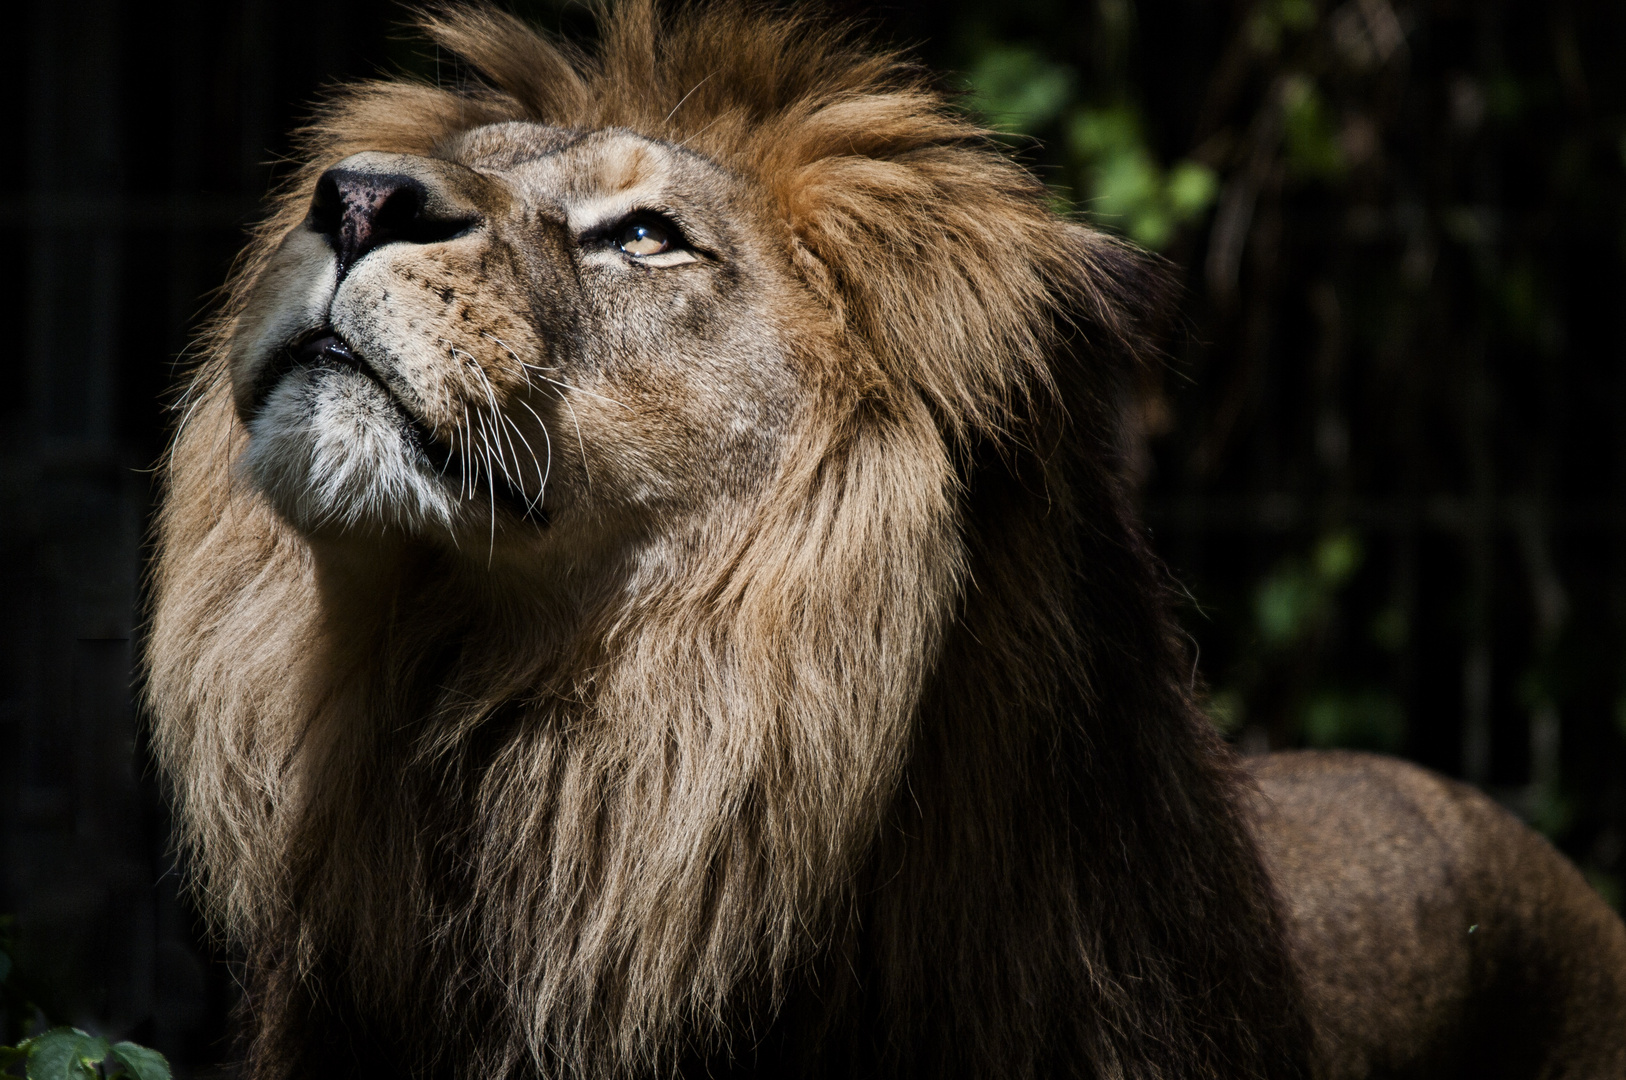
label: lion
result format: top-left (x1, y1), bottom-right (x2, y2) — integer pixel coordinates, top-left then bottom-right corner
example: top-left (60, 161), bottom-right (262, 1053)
top-left (141, 3), bottom-right (1626, 1078)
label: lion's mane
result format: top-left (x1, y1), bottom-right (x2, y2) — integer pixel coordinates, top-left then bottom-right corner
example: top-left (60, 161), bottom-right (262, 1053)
top-left (145, 4), bottom-right (1313, 1078)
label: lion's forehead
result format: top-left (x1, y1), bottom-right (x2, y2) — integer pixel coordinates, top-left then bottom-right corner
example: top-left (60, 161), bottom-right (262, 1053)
top-left (449, 123), bottom-right (731, 229)
top-left (448, 121), bottom-right (582, 170)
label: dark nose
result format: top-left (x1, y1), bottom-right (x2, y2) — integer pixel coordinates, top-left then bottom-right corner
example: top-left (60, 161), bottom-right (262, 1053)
top-left (308, 168), bottom-right (477, 280)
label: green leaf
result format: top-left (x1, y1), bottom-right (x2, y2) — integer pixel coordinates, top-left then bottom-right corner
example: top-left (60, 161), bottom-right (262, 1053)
top-left (965, 45), bottom-right (1075, 136)
top-left (1069, 106), bottom-right (1142, 159)
top-left (1281, 75), bottom-right (1347, 182)
top-left (1070, 108), bottom-right (1164, 244)
top-left (1313, 532), bottom-right (1362, 584)
top-left (1069, 109), bottom-right (1216, 250)
top-left (1093, 150), bottom-right (1161, 220)
top-left (1255, 569), bottom-right (1316, 647)
top-left (23, 1028), bottom-right (106, 1080)
top-left (1165, 161), bottom-right (1218, 219)
top-left (1127, 207), bottom-right (1173, 250)
top-left (106, 1044), bottom-right (172, 1080)
top-left (1302, 690), bottom-right (1406, 752)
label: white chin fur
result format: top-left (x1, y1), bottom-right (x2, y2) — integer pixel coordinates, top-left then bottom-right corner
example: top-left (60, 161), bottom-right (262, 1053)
top-left (244, 367), bottom-right (459, 534)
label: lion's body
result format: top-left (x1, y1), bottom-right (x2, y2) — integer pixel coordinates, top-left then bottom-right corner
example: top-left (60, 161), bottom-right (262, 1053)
top-left (1251, 751), bottom-right (1626, 1079)
top-left (141, 4), bottom-right (1624, 1079)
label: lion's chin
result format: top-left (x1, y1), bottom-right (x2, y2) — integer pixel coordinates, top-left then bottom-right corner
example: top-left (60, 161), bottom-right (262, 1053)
top-left (244, 366), bottom-right (462, 535)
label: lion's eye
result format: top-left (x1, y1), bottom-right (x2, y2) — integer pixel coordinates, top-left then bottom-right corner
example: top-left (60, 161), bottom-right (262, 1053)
top-left (618, 220), bottom-right (671, 257)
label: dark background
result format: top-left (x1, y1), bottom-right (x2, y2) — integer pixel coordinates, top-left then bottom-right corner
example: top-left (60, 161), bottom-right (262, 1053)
top-left (5, 0), bottom-right (1624, 1073)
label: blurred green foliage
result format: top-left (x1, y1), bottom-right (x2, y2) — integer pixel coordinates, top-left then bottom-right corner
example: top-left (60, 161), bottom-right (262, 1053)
top-left (962, 34), bottom-right (1218, 249)
top-left (1203, 531), bottom-right (1405, 752)
top-left (1254, 532), bottom-right (1362, 649)
top-left (1070, 108), bottom-right (1219, 248)
top-left (1302, 690), bottom-right (1405, 752)
top-left (1247, 0), bottom-right (1318, 51)
top-left (1279, 76), bottom-right (1345, 182)
top-left (965, 45), bottom-right (1073, 134)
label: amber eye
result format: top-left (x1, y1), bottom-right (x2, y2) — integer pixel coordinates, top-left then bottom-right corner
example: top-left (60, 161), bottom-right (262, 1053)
top-left (618, 220), bottom-right (671, 256)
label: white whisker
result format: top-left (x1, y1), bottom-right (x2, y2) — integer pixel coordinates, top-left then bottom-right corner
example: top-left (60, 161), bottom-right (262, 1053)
top-left (484, 458), bottom-right (497, 564)
top-left (459, 402), bottom-right (473, 499)
top-left (676, 113), bottom-right (726, 151)
top-left (537, 374), bottom-right (633, 412)
top-left (514, 397), bottom-right (562, 501)
top-left (472, 361), bottom-right (522, 486)
top-left (555, 393), bottom-right (592, 493)
top-left (502, 412), bottom-right (549, 513)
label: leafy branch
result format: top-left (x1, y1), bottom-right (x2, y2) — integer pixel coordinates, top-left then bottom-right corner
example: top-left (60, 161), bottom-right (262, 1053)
top-left (0, 1030), bottom-right (171, 1080)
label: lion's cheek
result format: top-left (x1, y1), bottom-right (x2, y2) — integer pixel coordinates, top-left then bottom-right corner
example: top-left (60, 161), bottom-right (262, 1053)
top-left (577, 386), bottom-right (786, 518)
top-left (580, 417), bottom-right (698, 511)
top-left (230, 232), bottom-right (338, 416)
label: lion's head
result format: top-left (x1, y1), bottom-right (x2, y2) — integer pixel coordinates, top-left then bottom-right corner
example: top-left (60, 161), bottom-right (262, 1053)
top-left (145, 5), bottom-right (1310, 1078)
top-left (235, 123), bottom-right (808, 549)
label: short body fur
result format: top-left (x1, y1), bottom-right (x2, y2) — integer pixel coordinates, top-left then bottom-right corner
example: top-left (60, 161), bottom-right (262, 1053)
top-left (145, 4), bottom-right (1314, 1078)
top-left (1251, 751), bottom-right (1626, 1080)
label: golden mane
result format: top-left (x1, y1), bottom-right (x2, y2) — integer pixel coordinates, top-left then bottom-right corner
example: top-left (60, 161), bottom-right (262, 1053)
top-left (144, 4), bottom-right (1311, 1078)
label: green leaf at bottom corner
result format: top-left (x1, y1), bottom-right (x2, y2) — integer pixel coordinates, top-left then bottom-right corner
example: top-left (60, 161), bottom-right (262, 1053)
top-left (107, 1043), bottom-right (172, 1080)
top-left (23, 1028), bottom-right (106, 1080)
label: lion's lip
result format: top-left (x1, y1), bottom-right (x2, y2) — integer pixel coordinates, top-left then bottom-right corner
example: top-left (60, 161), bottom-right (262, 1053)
top-left (252, 329), bottom-right (394, 414)
top-left (254, 330), bottom-right (436, 438)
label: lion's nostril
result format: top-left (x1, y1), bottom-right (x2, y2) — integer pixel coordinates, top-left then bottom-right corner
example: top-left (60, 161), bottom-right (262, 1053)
top-left (308, 168), bottom-right (477, 280)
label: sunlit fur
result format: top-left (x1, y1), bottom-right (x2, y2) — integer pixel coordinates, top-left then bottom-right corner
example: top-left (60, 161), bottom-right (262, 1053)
top-left (144, 4), bottom-right (1314, 1078)
top-left (244, 365), bottom-right (464, 531)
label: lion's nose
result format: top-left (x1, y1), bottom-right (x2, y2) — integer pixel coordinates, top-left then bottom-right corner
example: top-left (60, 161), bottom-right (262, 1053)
top-left (309, 165), bottom-right (478, 280)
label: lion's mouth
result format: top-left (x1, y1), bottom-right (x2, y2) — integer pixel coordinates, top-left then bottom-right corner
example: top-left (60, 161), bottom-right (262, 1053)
top-left (251, 329), bottom-right (417, 423)
top-left (253, 329), bottom-right (547, 524)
